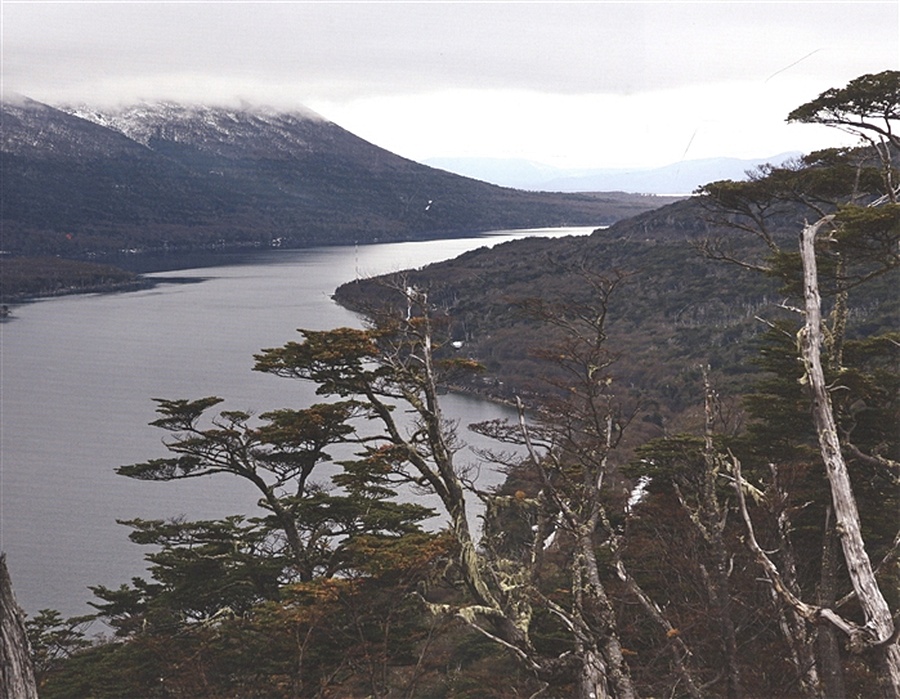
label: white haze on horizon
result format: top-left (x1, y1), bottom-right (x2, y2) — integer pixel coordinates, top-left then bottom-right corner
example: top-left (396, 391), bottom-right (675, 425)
top-left (1, 1), bottom-right (895, 171)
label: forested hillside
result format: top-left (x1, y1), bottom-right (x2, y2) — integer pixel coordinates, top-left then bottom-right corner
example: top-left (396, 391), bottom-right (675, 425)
top-left (335, 193), bottom-right (895, 431)
top-left (23, 72), bottom-right (900, 699)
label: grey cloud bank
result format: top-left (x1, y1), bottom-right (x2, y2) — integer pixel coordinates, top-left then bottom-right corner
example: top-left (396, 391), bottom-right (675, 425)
top-left (2, 1), bottom-right (897, 169)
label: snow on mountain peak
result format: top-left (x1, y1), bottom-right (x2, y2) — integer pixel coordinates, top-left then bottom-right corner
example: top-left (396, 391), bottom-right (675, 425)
top-left (1, 96), bottom-right (151, 158)
top-left (63, 101), bottom-right (328, 157)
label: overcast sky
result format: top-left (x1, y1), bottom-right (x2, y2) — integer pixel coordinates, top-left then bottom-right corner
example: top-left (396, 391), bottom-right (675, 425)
top-left (2, 1), bottom-right (897, 169)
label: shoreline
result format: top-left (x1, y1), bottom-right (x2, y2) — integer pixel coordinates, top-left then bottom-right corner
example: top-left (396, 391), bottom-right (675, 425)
top-left (1, 278), bottom-right (156, 306)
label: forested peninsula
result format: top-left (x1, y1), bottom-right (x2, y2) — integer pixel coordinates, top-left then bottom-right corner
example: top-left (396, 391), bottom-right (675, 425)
top-left (10, 72), bottom-right (900, 699)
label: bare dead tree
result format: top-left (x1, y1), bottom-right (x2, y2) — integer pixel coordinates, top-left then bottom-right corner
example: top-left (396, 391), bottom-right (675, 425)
top-left (696, 72), bottom-right (900, 697)
top-left (475, 267), bottom-right (706, 698)
top-left (797, 216), bottom-right (900, 696)
top-left (1, 554), bottom-right (39, 699)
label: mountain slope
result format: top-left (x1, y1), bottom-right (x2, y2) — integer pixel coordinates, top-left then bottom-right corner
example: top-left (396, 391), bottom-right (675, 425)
top-left (1, 97), bottom-right (678, 262)
top-left (1, 98), bottom-right (258, 256)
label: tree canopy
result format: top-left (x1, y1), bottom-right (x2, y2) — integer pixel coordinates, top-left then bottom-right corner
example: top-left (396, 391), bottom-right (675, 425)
top-left (28, 70), bottom-right (900, 699)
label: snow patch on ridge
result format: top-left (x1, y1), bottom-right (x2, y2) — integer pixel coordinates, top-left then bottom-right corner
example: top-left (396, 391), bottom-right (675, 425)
top-left (63, 102), bottom-right (329, 156)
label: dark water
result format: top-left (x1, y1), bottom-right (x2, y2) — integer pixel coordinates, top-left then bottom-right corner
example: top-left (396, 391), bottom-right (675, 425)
top-left (0, 227), bottom-right (592, 620)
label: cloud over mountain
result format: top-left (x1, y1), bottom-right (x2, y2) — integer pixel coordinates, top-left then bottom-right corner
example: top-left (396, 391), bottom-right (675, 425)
top-left (1, 97), bottom-right (675, 261)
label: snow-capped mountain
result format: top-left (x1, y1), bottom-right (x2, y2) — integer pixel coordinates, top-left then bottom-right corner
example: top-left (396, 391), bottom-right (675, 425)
top-left (2, 96), bottom-right (675, 260)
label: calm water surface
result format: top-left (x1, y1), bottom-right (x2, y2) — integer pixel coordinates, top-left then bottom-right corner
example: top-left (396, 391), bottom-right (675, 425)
top-left (0, 227), bottom-right (591, 619)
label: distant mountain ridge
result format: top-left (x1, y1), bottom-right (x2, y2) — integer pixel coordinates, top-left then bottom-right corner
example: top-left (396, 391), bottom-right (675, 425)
top-left (425, 153), bottom-right (801, 194)
top-left (1, 96), bottom-right (678, 264)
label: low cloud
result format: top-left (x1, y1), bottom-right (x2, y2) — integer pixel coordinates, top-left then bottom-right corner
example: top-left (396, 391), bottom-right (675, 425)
top-left (2, 2), bottom-right (895, 167)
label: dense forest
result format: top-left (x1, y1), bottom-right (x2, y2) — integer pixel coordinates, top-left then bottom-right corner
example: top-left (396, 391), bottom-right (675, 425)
top-left (14, 72), bottom-right (900, 698)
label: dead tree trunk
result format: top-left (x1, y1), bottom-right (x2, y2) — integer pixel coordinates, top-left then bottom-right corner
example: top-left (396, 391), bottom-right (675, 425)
top-left (818, 509), bottom-right (848, 699)
top-left (1, 554), bottom-right (39, 699)
top-left (799, 218), bottom-right (900, 697)
top-left (577, 533), bottom-right (635, 699)
top-left (769, 464), bottom-right (822, 697)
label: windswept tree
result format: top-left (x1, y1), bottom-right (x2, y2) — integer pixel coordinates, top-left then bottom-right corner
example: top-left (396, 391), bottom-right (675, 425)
top-left (254, 282), bottom-right (646, 698)
top-left (74, 393), bottom-right (445, 697)
top-left (697, 70), bottom-right (900, 696)
top-left (118, 398), bottom-right (360, 580)
top-left (106, 395), bottom-right (440, 628)
top-left (788, 70), bottom-right (899, 201)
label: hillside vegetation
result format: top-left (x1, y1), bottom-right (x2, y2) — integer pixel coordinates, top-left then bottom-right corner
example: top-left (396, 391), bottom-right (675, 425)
top-left (335, 196), bottom-right (896, 431)
top-left (20, 72), bottom-right (900, 699)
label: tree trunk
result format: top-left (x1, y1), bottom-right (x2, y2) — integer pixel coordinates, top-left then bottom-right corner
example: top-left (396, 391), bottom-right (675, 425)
top-left (1, 554), bottom-right (39, 699)
top-left (578, 536), bottom-right (635, 699)
top-left (770, 464), bottom-right (822, 696)
top-left (249, 472), bottom-right (310, 580)
top-left (701, 376), bottom-right (743, 699)
top-left (578, 648), bottom-right (612, 699)
top-left (818, 510), bottom-right (847, 699)
top-left (717, 561), bottom-right (743, 699)
top-left (799, 218), bottom-right (900, 697)
top-left (700, 558), bottom-right (744, 699)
